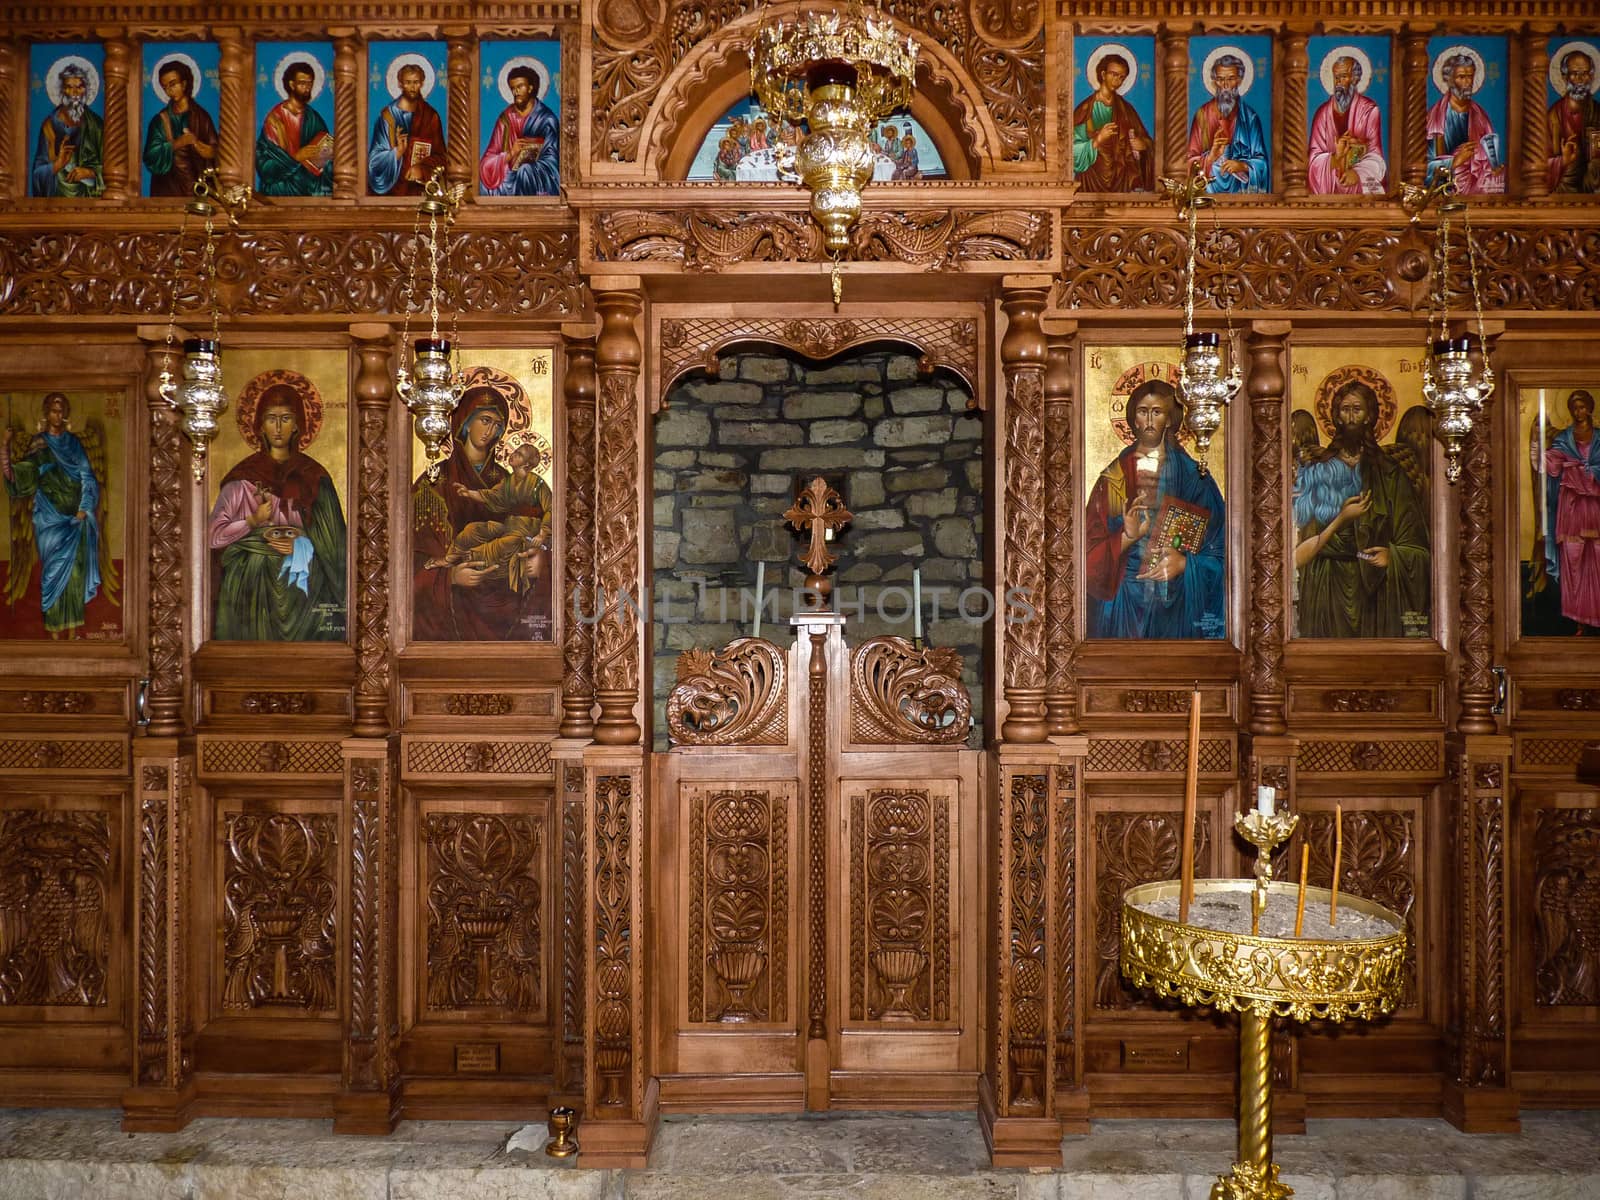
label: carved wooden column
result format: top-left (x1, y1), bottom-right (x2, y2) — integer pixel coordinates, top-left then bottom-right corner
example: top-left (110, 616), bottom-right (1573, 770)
top-left (556, 757), bottom-right (587, 1097)
top-left (100, 35), bottom-right (134, 213)
top-left (140, 331), bottom-right (188, 737)
top-left (999, 279), bottom-right (1049, 744)
top-left (1280, 28), bottom-right (1311, 196)
top-left (122, 747), bottom-right (195, 1130)
top-left (0, 41), bottom-right (19, 198)
top-left (329, 30), bottom-right (361, 198)
top-left (1520, 27), bottom-right (1553, 198)
top-left (1444, 735), bottom-right (1518, 1131)
top-left (215, 29), bottom-right (250, 190)
top-left (1456, 392), bottom-right (1497, 736)
top-left (1159, 26), bottom-right (1191, 180)
top-left (444, 29), bottom-right (474, 194)
top-left (579, 748), bottom-right (657, 1165)
top-left (591, 283), bottom-right (645, 746)
top-left (1050, 753), bottom-right (1090, 1131)
top-left (1041, 320), bottom-right (1078, 737)
top-left (334, 742), bottom-right (400, 1132)
top-left (560, 328), bottom-right (598, 739)
top-left (351, 326), bottom-right (394, 736)
top-left (1400, 27), bottom-right (1434, 187)
top-left (1246, 323), bottom-right (1289, 736)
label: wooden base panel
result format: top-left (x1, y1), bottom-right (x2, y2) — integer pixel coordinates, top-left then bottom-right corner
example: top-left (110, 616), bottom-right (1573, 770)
top-left (825, 1071), bottom-right (979, 1109)
top-left (120, 1082), bottom-right (197, 1133)
top-left (657, 1074), bottom-right (806, 1112)
top-left (1054, 1085), bottom-right (1091, 1135)
top-left (1511, 1072), bottom-right (1600, 1108)
top-left (1084, 1072), bottom-right (1239, 1119)
top-left (978, 1075), bottom-right (1063, 1167)
top-left (1442, 1083), bottom-right (1522, 1134)
top-left (398, 1077), bottom-right (554, 1122)
top-left (1272, 1087), bottom-right (1307, 1135)
top-left (333, 1086), bottom-right (402, 1135)
top-left (0, 1070), bottom-right (128, 1110)
top-left (576, 1078), bottom-right (660, 1168)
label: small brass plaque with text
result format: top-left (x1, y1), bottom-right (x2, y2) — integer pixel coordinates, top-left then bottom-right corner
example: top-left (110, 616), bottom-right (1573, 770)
top-left (455, 1042), bottom-right (500, 1073)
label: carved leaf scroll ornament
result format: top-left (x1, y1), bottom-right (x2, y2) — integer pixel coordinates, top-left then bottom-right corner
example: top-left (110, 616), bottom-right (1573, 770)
top-left (851, 637), bottom-right (972, 744)
top-left (667, 639), bottom-right (787, 746)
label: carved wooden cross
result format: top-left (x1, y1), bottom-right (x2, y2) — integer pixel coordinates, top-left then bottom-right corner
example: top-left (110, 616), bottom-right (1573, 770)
top-left (783, 477), bottom-right (853, 606)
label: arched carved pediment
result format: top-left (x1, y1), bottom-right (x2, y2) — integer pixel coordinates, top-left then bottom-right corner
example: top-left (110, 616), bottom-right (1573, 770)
top-left (593, 1), bottom-right (1045, 175)
top-left (657, 315), bottom-right (980, 401)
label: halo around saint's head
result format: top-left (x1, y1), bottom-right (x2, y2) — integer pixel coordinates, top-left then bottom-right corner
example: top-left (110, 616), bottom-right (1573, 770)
top-left (150, 52), bottom-right (204, 105)
top-left (235, 369), bottom-right (326, 451)
top-left (1318, 45), bottom-right (1375, 97)
top-left (496, 427), bottom-right (553, 480)
top-left (385, 53), bottom-right (437, 100)
top-left (1431, 45), bottom-right (1487, 97)
top-left (1313, 365), bottom-right (1397, 443)
top-left (496, 57), bottom-right (551, 104)
top-left (1550, 41), bottom-right (1600, 95)
top-left (45, 55), bottom-right (102, 107)
top-left (272, 52), bottom-right (327, 102)
top-left (1110, 360), bottom-right (1194, 447)
top-left (1201, 45), bottom-right (1255, 97)
top-left (1085, 43), bottom-right (1138, 95)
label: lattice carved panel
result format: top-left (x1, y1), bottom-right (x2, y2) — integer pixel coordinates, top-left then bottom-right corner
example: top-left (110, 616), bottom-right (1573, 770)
top-left (221, 812), bottom-right (338, 1014)
top-left (0, 810), bottom-right (111, 1008)
top-left (200, 738), bottom-right (344, 778)
top-left (1532, 808), bottom-right (1600, 1007)
top-left (1298, 738), bottom-right (1441, 775)
top-left (1094, 810), bottom-right (1212, 1009)
top-left (1518, 739), bottom-right (1593, 770)
top-left (0, 737), bottom-right (126, 775)
top-left (1086, 738), bottom-right (1233, 775)
top-left (404, 739), bottom-right (554, 778)
top-left (424, 812), bottom-right (543, 1016)
top-left (846, 786), bottom-right (954, 1025)
top-left (685, 784), bottom-right (792, 1025)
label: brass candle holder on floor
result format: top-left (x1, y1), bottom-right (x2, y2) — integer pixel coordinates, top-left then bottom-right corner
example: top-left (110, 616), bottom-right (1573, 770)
top-left (1120, 812), bottom-right (1406, 1200)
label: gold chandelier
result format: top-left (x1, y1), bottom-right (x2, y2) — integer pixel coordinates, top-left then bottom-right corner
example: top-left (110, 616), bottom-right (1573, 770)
top-left (394, 168), bottom-right (467, 473)
top-left (749, 2), bottom-right (917, 266)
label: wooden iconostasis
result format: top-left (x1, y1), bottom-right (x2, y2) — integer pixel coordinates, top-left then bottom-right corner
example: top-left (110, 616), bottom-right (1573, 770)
top-left (0, 0), bottom-right (1597, 1161)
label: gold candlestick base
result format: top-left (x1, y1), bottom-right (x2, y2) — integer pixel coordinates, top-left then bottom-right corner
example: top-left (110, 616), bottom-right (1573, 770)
top-left (544, 1105), bottom-right (579, 1158)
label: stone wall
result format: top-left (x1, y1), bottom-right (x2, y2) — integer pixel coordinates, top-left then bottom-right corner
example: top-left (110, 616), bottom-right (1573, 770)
top-left (652, 350), bottom-right (984, 749)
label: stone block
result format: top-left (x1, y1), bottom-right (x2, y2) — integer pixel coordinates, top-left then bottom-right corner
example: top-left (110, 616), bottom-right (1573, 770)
top-left (803, 361), bottom-right (880, 383)
top-left (688, 495), bottom-right (742, 508)
top-left (849, 472), bottom-right (886, 506)
top-left (752, 473), bottom-right (792, 493)
top-left (679, 509), bottom-right (738, 564)
top-left (811, 419), bottom-right (869, 445)
top-left (885, 466), bottom-right (951, 492)
top-left (654, 470), bottom-right (676, 491)
top-left (852, 508), bottom-right (905, 530)
top-left (840, 563), bottom-right (883, 582)
top-left (656, 408), bottom-right (711, 446)
top-left (886, 354), bottom-right (923, 380)
top-left (699, 451), bottom-right (748, 468)
top-left (951, 415), bottom-right (983, 442)
top-left (721, 421), bottom-right (804, 446)
top-left (875, 415), bottom-right (954, 447)
top-left (654, 495), bottom-right (675, 527)
top-left (919, 560), bottom-right (969, 582)
top-left (964, 460), bottom-right (984, 490)
top-left (748, 524), bottom-right (791, 561)
top-left (907, 489), bottom-right (959, 518)
top-left (783, 392), bottom-right (861, 420)
top-left (657, 450), bottom-right (697, 468)
top-left (948, 388), bottom-right (975, 412)
top-left (683, 469), bottom-right (747, 492)
top-left (864, 395), bottom-right (886, 419)
top-left (665, 621), bottom-right (743, 650)
top-left (888, 386), bottom-right (946, 414)
top-left (856, 531), bottom-right (924, 557)
top-left (760, 448), bottom-right (884, 470)
top-left (654, 530), bottom-right (681, 567)
top-left (740, 356), bottom-right (794, 382)
top-left (683, 379), bottom-right (765, 405)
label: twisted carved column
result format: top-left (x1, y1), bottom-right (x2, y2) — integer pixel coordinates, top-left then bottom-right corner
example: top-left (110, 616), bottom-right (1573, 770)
top-left (352, 329), bottom-right (394, 736)
top-left (1455, 405), bottom-right (1497, 735)
top-left (0, 42), bottom-right (18, 198)
top-left (1520, 29), bottom-right (1553, 198)
top-left (1400, 28), bottom-right (1433, 187)
top-left (100, 33), bottom-right (132, 201)
top-left (444, 31), bottom-right (473, 193)
top-left (1159, 27), bottom-right (1191, 180)
top-left (215, 29), bottom-right (250, 190)
top-left (1042, 325), bottom-right (1078, 737)
top-left (1280, 29), bottom-right (1310, 196)
top-left (330, 30), bottom-right (360, 198)
top-left (1246, 325), bottom-right (1289, 735)
top-left (561, 329), bottom-right (598, 739)
top-left (1000, 281), bottom-right (1049, 744)
top-left (143, 336), bottom-right (187, 737)
top-left (592, 285), bottom-right (645, 745)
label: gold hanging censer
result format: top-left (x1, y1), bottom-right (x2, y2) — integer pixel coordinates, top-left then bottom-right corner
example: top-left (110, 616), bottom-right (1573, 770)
top-left (157, 168), bottom-right (252, 483)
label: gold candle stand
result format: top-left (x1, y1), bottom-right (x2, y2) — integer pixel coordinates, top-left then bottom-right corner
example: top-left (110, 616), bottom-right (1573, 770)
top-left (1120, 812), bottom-right (1407, 1200)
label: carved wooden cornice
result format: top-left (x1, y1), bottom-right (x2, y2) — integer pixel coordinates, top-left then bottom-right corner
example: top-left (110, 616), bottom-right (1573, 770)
top-left (3, 3), bottom-right (577, 28)
top-left (591, 208), bottom-right (1053, 273)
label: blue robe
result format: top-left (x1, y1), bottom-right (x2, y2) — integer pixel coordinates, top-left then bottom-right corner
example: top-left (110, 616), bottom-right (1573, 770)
top-left (5, 430), bottom-right (101, 627)
top-left (1189, 98), bottom-right (1271, 194)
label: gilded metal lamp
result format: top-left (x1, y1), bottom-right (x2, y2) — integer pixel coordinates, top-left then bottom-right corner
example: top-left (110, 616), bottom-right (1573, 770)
top-left (749, 1), bottom-right (917, 293)
top-left (158, 168), bottom-right (251, 483)
top-left (1161, 173), bottom-right (1240, 474)
top-left (1403, 181), bottom-right (1493, 485)
top-left (394, 168), bottom-right (468, 471)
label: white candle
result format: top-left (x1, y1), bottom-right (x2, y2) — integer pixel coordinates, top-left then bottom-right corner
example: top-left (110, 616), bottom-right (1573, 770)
top-left (753, 561), bottom-right (765, 639)
top-left (912, 568), bottom-right (922, 641)
top-left (1256, 786), bottom-right (1276, 817)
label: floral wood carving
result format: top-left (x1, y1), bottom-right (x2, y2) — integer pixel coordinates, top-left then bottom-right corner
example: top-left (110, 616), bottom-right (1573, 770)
top-left (1094, 811), bottom-right (1210, 1009)
top-left (593, 773), bottom-right (636, 1108)
top-left (1054, 764), bottom-right (1077, 1087)
top-left (687, 787), bottom-right (788, 1024)
top-left (144, 345), bottom-right (185, 735)
top-left (591, 2), bottom-right (1043, 165)
top-left (0, 230), bottom-right (582, 318)
top-left (1327, 689), bottom-right (1401, 713)
top-left (1555, 689), bottom-right (1600, 712)
top-left (594, 209), bottom-right (1050, 272)
top-left (222, 813), bottom-right (338, 1013)
top-left (849, 638), bottom-right (971, 744)
top-left (424, 813), bottom-right (542, 1014)
top-left (15, 691), bottom-right (93, 714)
top-left (1001, 287), bottom-right (1047, 741)
top-left (1457, 421), bottom-right (1497, 733)
top-left (806, 631), bottom-right (828, 1040)
top-left (240, 692), bottom-right (314, 715)
top-left (593, 289), bottom-right (644, 744)
top-left (1532, 808), bottom-right (1600, 1006)
top-left (1246, 330), bottom-right (1288, 733)
top-left (1121, 689), bottom-right (1191, 713)
top-left (353, 338), bottom-right (393, 734)
top-left (1003, 771), bottom-right (1049, 1113)
top-left (658, 316), bottom-right (979, 398)
top-left (1305, 808), bottom-right (1417, 1007)
top-left (346, 755), bottom-right (395, 1093)
top-left (561, 768), bottom-right (586, 1084)
top-left (444, 693), bottom-right (514, 716)
top-left (1457, 747), bottom-right (1509, 1087)
top-left (848, 788), bottom-right (949, 1024)
top-left (561, 339), bottom-right (598, 740)
top-left (0, 811), bottom-right (111, 1007)
top-left (1055, 225), bottom-right (1600, 314)
top-left (667, 640), bottom-right (787, 746)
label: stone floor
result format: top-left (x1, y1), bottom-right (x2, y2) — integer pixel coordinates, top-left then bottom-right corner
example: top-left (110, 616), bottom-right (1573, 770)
top-left (1, 1107), bottom-right (1598, 1199)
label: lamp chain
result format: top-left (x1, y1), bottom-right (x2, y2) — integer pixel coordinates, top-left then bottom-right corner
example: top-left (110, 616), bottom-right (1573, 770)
top-left (396, 203), bottom-right (425, 369)
top-left (427, 208), bottom-right (442, 345)
top-left (1183, 197), bottom-right (1198, 340)
top-left (204, 211), bottom-right (220, 347)
top-left (1463, 204), bottom-right (1491, 383)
